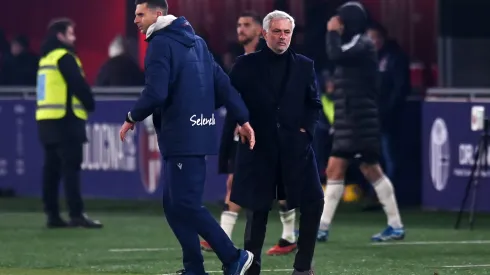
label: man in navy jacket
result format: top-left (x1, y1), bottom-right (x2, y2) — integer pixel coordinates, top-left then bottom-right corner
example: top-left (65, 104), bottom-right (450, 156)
top-left (119, 1), bottom-right (255, 274)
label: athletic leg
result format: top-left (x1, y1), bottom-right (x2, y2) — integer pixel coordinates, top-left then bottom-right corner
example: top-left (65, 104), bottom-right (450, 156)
top-left (359, 158), bottom-right (404, 242)
top-left (318, 156), bottom-right (349, 242)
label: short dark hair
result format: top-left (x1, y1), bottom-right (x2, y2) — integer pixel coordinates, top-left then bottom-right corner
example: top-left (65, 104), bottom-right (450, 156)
top-left (367, 21), bottom-right (387, 38)
top-left (47, 18), bottom-right (75, 36)
top-left (239, 11), bottom-right (262, 26)
top-left (135, 0), bottom-right (168, 11)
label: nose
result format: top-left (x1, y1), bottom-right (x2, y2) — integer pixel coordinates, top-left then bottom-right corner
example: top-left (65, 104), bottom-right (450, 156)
top-left (134, 17), bottom-right (138, 24)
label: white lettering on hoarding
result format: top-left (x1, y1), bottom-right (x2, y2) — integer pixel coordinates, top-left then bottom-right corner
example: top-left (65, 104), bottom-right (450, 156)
top-left (82, 123), bottom-right (136, 171)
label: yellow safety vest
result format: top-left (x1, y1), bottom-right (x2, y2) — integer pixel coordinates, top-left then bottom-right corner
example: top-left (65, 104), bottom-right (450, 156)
top-left (36, 48), bottom-right (88, 121)
top-left (321, 94), bottom-right (335, 125)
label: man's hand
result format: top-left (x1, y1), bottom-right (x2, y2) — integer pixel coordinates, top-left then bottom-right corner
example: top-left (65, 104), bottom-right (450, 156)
top-left (234, 125), bottom-right (240, 137)
top-left (300, 128), bottom-right (306, 133)
top-left (120, 121), bottom-right (135, 142)
top-left (238, 122), bottom-right (255, 150)
top-left (327, 16), bottom-right (343, 32)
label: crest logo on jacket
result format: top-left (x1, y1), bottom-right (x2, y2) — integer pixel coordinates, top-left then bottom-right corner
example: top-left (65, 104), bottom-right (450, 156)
top-left (138, 116), bottom-right (161, 194)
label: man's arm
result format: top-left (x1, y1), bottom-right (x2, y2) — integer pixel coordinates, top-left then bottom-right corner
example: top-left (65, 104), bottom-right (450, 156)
top-left (127, 43), bottom-right (170, 123)
top-left (302, 64), bottom-right (322, 138)
top-left (326, 31), bottom-right (365, 62)
top-left (58, 54), bottom-right (95, 112)
top-left (213, 57), bottom-right (249, 126)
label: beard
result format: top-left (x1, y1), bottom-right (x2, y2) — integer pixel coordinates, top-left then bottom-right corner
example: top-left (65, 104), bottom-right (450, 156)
top-left (238, 36), bottom-right (254, 46)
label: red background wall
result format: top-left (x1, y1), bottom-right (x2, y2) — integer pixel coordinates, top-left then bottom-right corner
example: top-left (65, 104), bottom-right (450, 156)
top-left (0, 0), bottom-right (436, 85)
top-left (139, 0), bottom-right (437, 72)
top-left (0, 0), bottom-right (126, 84)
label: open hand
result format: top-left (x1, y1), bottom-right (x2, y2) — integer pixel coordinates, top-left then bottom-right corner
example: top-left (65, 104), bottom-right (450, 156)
top-left (238, 122), bottom-right (255, 150)
top-left (119, 121), bottom-right (135, 142)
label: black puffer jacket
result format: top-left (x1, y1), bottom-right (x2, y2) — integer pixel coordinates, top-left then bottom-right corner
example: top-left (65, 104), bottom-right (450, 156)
top-left (326, 1), bottom-right (380, 154)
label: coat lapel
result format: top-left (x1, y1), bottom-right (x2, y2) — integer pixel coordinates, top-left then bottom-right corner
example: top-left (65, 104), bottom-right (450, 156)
top-left (257, 50), bottom-right (276, 103)
top-left (278, 51), bottom-right (299, 104)
top-left (256, 49), bottom-right (300, 104)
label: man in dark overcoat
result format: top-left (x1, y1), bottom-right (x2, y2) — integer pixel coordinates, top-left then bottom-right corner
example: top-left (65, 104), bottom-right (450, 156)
top-left (229, 10), bottom-right (324, 275)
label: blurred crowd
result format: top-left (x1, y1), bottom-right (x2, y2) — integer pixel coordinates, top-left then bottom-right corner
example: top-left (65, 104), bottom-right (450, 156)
top-left (0, 30), bottom-right (145, 87)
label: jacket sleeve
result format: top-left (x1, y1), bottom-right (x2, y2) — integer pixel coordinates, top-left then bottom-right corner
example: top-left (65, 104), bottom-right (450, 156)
top-left (326, 31), bottom-right (365, 61)
top-left (302, 64), bottom-right (322, 138)
top-left (128, 43), bottom-right (170, 123)
top-left (58, 54), bottom-right (95, 112)
top-left (213, 57), bottom-right (249, 126)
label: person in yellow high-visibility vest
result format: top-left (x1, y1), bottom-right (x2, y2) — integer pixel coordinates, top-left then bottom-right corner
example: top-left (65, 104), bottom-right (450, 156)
top-left (36, 18), bottom-right (100, 229)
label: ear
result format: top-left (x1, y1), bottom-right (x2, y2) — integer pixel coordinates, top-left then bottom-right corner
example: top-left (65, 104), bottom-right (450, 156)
top-left (56, 33), bottom-right (64, 41)
top-left (261, 29), bottom-right (267, 39)
top-left (156, 10), bottom-right (163, 17)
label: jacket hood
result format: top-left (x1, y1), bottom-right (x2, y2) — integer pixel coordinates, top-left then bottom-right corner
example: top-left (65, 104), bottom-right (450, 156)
top-left (337, 1), bottom-right (367, 42)
top-left (146, 15), bottom-right (196, 47)
top-left (40, 35), bottom-right (75, 56)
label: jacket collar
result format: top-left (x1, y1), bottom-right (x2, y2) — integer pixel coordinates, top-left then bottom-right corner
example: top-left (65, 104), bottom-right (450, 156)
top-left (146, 15), bottom-right (178, 40)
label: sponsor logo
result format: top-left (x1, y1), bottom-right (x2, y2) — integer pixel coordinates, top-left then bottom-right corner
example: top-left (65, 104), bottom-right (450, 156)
top-left (190, 113), bottom-right (216, 127)
top-left (429, 118), bottom-right (450, 191)
top-left (138, 116), bottom-right (162, 194)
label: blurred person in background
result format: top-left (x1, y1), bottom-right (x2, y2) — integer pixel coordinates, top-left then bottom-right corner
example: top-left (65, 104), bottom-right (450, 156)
top-left (0, 35), bottom-right (38, 86)
top-left (121, 0), bottom-right (256, 274)
top-left (203, 11), bottom-right (298, 257)
top-left (95, 35), bottom-right (145, 86)
top-left (0, 30), bottom-right (10, 69)
top-left (36, 18), bottom-right (100, 229)
top-left (366, 22), bottom-right (410, 184)
top-left (221, 11), bottom-right (266, 72)
top-left (319, 2), bottom-right (404, 242)
top-left (313, 71), bottom-right (335, 186)
top-left (229, 10), bottom-right (323, 275)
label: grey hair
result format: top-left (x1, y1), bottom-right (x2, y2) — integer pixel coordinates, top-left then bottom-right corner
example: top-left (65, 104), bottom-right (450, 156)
top-left (263, 10), bottom-right (295, 33)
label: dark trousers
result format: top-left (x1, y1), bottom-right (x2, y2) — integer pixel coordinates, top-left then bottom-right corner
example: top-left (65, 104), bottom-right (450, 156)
top-left (244, 199), bottom-right (324, 274)
top-left (162, 156), bottom-right (238, 274)
top-left (42, 142), bottom-right (84, 219)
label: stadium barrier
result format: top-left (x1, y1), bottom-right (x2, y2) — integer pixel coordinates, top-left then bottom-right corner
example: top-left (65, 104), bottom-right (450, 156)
top-left (423, 88), bottom-right (490, 212)
top-left (0, 87), bottom-right (227, 201)
top-left (7, 86), bottom-right (486, 210)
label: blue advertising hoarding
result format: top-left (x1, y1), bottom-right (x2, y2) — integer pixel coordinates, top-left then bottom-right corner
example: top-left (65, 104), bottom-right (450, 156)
top-left (0, 99), bottom-right (227, 202)
top-left (422, 100), bottom-right (490, 211)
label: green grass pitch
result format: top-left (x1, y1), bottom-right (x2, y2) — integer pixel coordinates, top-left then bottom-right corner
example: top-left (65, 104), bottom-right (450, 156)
top-left (1, 198), bottom-right (490, 275)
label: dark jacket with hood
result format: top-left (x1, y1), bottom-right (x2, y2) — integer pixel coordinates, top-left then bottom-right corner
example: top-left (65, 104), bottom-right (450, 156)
top-left (326, 1), bottom-right (381, 155)
top-left (127, 16), bottom-right (249, 156)
top-left (37, 37), bottom-right (95, 145)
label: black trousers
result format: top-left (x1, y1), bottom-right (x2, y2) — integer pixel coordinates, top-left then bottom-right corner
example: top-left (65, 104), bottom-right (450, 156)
top-left (42, 142), bottom-right (84, 219)
top-left (244, 199), bottom-right (324, 274)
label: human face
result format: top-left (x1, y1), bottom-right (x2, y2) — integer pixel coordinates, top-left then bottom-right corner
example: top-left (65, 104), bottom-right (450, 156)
top-left (367, 29), bottom-right (384, 51)
top-left (134, 3), bottom-right (162, 34)
top-left (58, 26), bottom-right (76, 47)
top-left (237, 16), bottom-right (261, 45)
top-left (10, 41), bottom-right (23, 56)
top-left (263, 18), bottom-right (292, 54)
